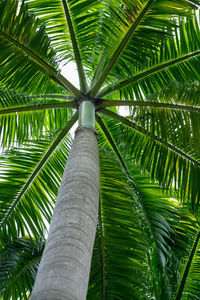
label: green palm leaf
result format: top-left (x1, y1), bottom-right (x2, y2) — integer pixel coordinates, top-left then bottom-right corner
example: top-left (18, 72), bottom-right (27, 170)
top-left (0, 0), bottom-right (80, 96)
top-left (0, 236), bottom-right (45, 300)
top-left (26, 0), bottom-right (103, 63)
top-left (0, 112), bottom-right (77, 238)
top-left (87, 149), bottom-right (150, 299)
top-left (87, 125), bottom-right (199, 299)
top-left (100, 110), bottom-right (200, 213)
top-left (99, 13), bottom-right (200, 99)
top-left (90, 116), bottom-right (200, 299)
top-left (175, 230), bottom-right (200, 300)
top-left (0, 87), bottom-right (75, 149)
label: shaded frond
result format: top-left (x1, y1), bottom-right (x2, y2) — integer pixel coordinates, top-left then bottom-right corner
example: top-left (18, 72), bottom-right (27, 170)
top-left (0, 236), bottom-right (45, 300)
top-left (0, 87), bottom-right (74, 149)
top-left (101, 110), bottom-right (200, 213)
top-left (0, 0), bottom-right (81, 97)
top-left (88, 149), bottom-right (150, 299)
top-left (176, 230), bottom-right (200, 300)
top-left (0, 122), bottom-right (75, 238)
top-left (94, 114), bottom-right (200, 299)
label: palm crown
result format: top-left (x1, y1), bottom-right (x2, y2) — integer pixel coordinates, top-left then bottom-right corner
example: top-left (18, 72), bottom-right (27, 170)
top-left (0, 0), bottom-right (200, 299)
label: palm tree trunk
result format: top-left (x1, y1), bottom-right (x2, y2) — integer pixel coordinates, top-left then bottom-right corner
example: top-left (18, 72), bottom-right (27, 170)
top-left (31, 125), bottom-right (99, 300)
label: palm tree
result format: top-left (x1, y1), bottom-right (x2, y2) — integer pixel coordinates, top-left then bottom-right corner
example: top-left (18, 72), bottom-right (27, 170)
top-left (0, 0), bottom-right (200, 298)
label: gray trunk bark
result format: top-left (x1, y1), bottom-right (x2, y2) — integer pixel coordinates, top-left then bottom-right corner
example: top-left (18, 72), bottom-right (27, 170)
top-left (31, 127), bottom-right (99, 300)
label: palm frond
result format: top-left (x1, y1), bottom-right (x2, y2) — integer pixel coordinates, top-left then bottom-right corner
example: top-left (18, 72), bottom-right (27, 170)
top-left (176, 230), bottom-right (200, 300)
top-left (97, 80), bottom-right (200, 111)
top-left (94, 115), bottom-right (200, 299)
top-left (122, 82), bottom-right (200, 159)
top-left (87, 150), bottom-right (150, 299)
top-left (26, 0), bottom-right (199, 92)
top-left (100, 110), bottom-right (200, 212)
top-left (99, 13), bottom-right (200, 99)
top-left (0, 88), bottom-right (75, 149)
top-left (0, 236), bottom-right (45, 300)
top-left (61, 0), bottom-right (88, 92)
top-left (0, 113), bottom-right (77, 238)
top-left (99, 81), bottom-right (200, 172)
top-left (26, 0), bottom-right (105, 72)
top-left (0, 0), bottom-right (80, 97)
top-left (87, 123), bottom-right (199, 299)
top-left (96, 114), bottom-right (132, 181)
top-left (91, 0), bottom-right (154, 96)
top-left (98, 0), bottom-right (200, 91)
top-left (146, 80), bottom-right (200, 106)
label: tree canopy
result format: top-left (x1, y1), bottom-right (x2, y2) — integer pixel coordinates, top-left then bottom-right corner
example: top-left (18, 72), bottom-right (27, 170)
top-left (0, 0), bottom-right (200, 299)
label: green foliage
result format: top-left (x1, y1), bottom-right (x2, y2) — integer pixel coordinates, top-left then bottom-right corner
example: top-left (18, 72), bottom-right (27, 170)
top-left (0, 87), bottom-right (73, 149)
top-left (0, 236), bottom-right (45, 299)
top-left (0, 0), bottom-right (60, 94)
top-left (0, 132), bottom-right (71, 239)
top-left (92, 115), bottom-right (200, 299)
top-left (0, 0), bottom-right (200, 298)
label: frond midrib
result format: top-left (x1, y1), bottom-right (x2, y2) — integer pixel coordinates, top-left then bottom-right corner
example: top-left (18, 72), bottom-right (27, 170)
top-left (96, 114), bottom-right (134, 183)
top-left (101, 109), bottom-right (200, 167)
top-left (3, 252), bottom-right (42, 294)
top-left (0, 112), bottom-right (78, 229)
top-left (99, 50), bottom-right (200, 98)
top-left (90, 0), bottom-right (154, 97)
top-left (176, 231), bottom-right (200, 300)
top-left (97, 100), bottom-right (200, 112)
top-left (0, 101), bottom-right (76, 116)
top-left (61, 0), bottom-right (88, 93)
top-left (0, 30), bottom-right (81, 98)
